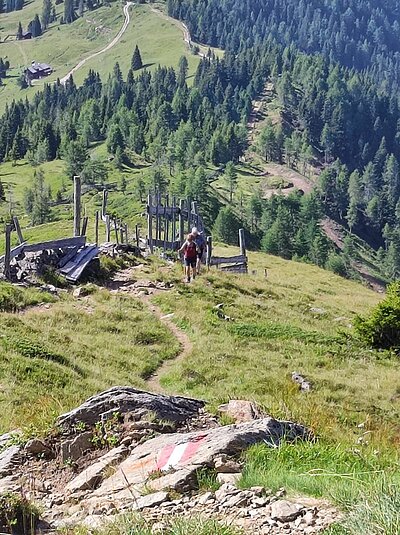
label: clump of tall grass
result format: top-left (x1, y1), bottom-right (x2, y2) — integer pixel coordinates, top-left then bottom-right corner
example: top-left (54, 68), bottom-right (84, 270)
top-left (240, 440), bottom-right (399, 507)
top-left (0, 282), bottom-right (55, 312)
top-left (326, 480), bottom-right (400, 535)
top-left (62, 514), bottom-right (242, 535)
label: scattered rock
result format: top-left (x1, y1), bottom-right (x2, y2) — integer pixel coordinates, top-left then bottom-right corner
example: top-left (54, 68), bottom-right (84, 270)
top-left (0, 430), bottom-right (21, 449)
top-left (218, 399), bottom-right (265, 423)
top-left (133, 491), bottom-right (170, 510)
top-left (61, 431), bottom-right (94, 462)
top-left (25, 438), bottom-right (52, 457)
top-left (0, 445), bottom-right (21, 477)
top-left (57, 387), bottom-right (205, 428)
top-left (292, 372), bottom-right (312, 393)
top-left (217, 473), bottom-right (242, 485)
top-left (66, 445), bottom-right (128, 493)
top-left (80, 416), bottom-right (310, 511)
top-left (309, 307), bottom-right (326, 316)
top-left (271, 500), bottom-right (304, 522)
top-left (214, 455), bottom-right (242, 473)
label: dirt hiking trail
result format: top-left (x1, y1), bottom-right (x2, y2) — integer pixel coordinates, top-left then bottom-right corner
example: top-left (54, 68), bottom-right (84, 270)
top-left (111, 266), bottom-right (193, 393)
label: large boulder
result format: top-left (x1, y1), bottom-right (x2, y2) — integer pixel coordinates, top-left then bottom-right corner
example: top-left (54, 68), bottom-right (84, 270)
top-left (218, 399), bottom-right (265, 423)
top-left (57, 387), bottom-right (205, 429)
top-left (0, 445), bottom-right (21, 478)
top-left (81, 417), bottom-right (310, 512)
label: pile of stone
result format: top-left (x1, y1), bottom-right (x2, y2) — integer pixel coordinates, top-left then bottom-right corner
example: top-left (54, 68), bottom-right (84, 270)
top-left (9, 249), bottom-right (65, 282)
top-left (142, 484), bottom-right (339, 535)
top-left (0, 388), bottom-right (340, 534)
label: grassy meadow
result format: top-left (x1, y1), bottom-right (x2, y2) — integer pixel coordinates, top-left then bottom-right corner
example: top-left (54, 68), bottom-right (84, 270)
top-left (0, 269), bottom-right (180, 432)
top-left (0, 1), bottom-right (201, 113)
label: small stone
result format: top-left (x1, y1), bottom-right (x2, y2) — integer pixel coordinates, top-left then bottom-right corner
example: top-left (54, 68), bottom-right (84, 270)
top-left (218, 400), bottom-right (264, 423)
top-left (197, 491), bottom-right (214, 505)
top-left (61, 431), bottom-right (93, 462)
top-left (214, 456), bottom-right (242, 473)
top-left (271, 500), bottom-right (304, 523)
top-left (303, 511), bottom-right (316, 526)
top-left (215, 483), bottom-right (239, 502)
top-left (250, 486), bottom-right (265, 496)
top-left (132, 491), bottom-right (169, 510)
top-left (252, 496), bottom-right (269, 507)
top-left (217, 472), bottom-right (241, 486)
top-left (25, 438), bottom-right (52, 457)
top-left (223, 493), bottom-right (248, 508)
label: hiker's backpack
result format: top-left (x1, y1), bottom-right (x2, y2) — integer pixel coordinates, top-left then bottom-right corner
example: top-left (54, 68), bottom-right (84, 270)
top-left (185, 241), bottom-right (197, 258)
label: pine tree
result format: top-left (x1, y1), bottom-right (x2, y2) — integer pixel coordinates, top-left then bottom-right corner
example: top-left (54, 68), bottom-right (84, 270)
top-left (0, 179), bottom-right (5, 202)
top-left (16, 21), bottom-right (23, 40)
top-left (64, 0), bottom-right (75, 24)
top-left (213, 206), bottom-right (241, 245)
top-left (24, 169), bottom-right (51, 225)
top-left (131, 45), bottom-right (143, 71)
top-left (41, 0), bottom-right (52, 29)
top-left (177, 55), bottom-right (188, 86)
top-left (28, 14), bottom-right (42, 37)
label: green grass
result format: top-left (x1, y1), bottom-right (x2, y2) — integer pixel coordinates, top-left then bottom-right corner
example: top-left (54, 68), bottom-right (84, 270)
top-left (326, 480), bottom-right (400, 534)
top-left (0, 151), bottom-right (148, 251)
top-left (150, 248), bottom-right (400, 445)
top-left (64, 514), bottom-right (242, 535)
top-left (0, 281), bottom-right (55, 312)
top-left (240, 441), bottom-right (399, 506)
top-left (0, 273), bottom-right (180, 433)
top-left (71, 4), bottom-right (201, 87)
top-left (0, 2), bottom-right (202, 113)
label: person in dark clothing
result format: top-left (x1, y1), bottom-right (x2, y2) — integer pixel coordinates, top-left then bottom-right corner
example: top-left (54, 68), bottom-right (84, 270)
top-left (192, 227), bottom-right (205, 275)
top-left (179, 233), bottom-right (200, 282)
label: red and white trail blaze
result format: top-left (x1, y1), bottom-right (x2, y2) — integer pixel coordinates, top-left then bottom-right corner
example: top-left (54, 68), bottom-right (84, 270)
top-left (156, 435), bottom-right (207, 472)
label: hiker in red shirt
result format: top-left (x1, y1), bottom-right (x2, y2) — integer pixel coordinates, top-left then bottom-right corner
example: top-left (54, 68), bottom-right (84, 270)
top-left (179, 233), bottom-right (200, 283)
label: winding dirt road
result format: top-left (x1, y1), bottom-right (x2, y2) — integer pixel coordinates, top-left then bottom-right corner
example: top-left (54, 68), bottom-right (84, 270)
top-left (60, 1), bottom-right (134, 85)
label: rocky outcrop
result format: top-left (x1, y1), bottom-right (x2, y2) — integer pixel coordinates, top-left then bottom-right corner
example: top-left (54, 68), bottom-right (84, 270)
top-left (80, 416), bottom-right (310, 512)
top-left (57, 387), bottom-right (205, 428)
top-left (0, 389), bottom-right (333, 534)
top-left (66, 445), bottom-right (128, 493)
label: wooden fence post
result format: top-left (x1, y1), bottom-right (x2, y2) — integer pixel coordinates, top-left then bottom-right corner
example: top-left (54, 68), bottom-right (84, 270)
top-left (179, 199), bottom-right (185, 244)
top-left (101, 189), bottom-right (108, 219)
top-left (12, 216), bottom-right (24, 244)
top-left (157, 192), bottom-right (162, 242)
top-left (147, 193), bottom-right (153, 253)
top-left (135, 224), bottom-right (140, 248)
top-left (3, 224), bottom-right (11, 279)
top-left (164, 194), bottom-right (169, 249)
top-left (106, 215), bottom-right (111, 242)
top-left (95, 210), bottom-right (99, 245)
top-left (81, 216), bottom-right (88, 237)
top-left (114, 218), bottom-right (119, 244)
top-left (73, 176), bottom-right (81, 237)
top-left (206, 235), bottom-right (212, 270)
top-left (125, 224), bottom-right (129, 245)
top-left (239, 228), bottom-right (246, 256)
top-left (187, 198), bottom-right (192, 233)
top-left (172, 197), bottom-right (176, 245)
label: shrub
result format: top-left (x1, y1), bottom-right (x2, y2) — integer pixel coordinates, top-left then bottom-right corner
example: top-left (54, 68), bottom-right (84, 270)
top-left (0, 492), bottom-right (40, 534)
top-left (325, 253), bottom-right (348, 277)
top-left (354, 281), bottom-right (400, 351)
